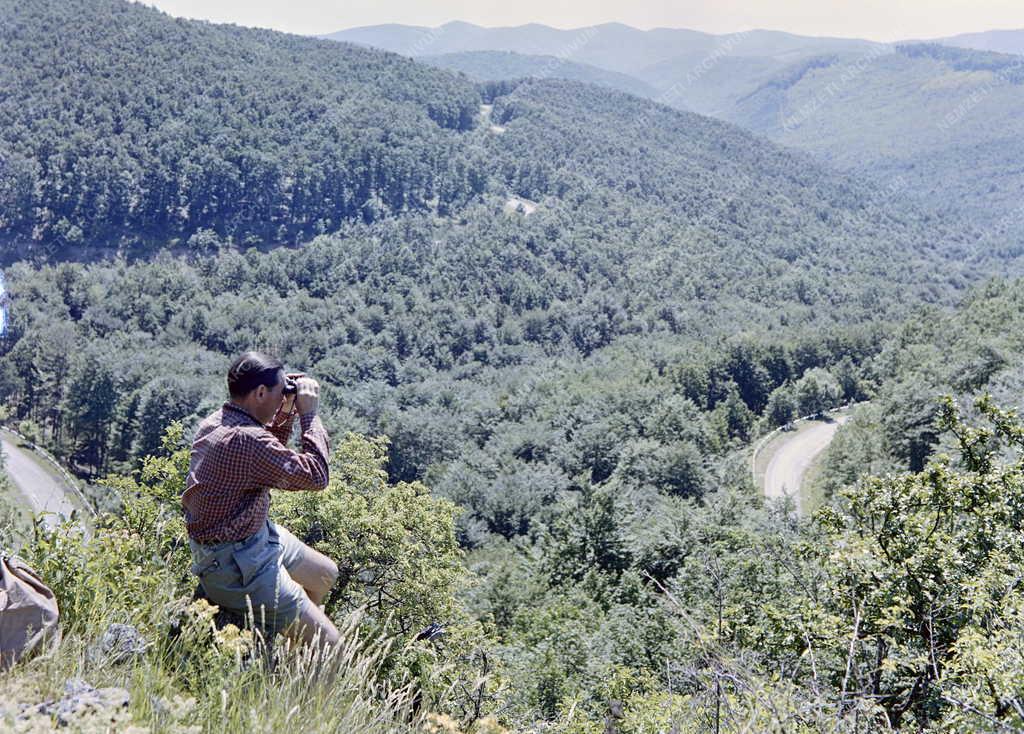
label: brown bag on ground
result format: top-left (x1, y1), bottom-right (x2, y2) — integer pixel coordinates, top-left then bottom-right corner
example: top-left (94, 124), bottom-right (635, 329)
top-left (0, 554), bottom-right (61, 671)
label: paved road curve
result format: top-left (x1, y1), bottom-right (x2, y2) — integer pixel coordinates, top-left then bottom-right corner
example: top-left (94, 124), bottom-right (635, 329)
top-left (764, 415), bottom-right (851, 513)
top-left (0, 269), bottom-right (7, 336)
top-left (1, 432), bottom-right (76, 528)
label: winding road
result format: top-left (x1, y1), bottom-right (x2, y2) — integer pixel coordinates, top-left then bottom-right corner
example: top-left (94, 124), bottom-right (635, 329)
top-left (1, 430), bottom-right (77, 529)
top-left (0, 269), bottom-right (7, 336)
top-left (763, 414), bottom-right (851, 513)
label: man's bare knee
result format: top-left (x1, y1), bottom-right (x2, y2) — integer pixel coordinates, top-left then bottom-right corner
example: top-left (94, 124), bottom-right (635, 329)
top-left (315, 559), bottom-right (338, 606)
top-left (323, 557), bottom-right (339, 590)
top-left (307, 554), bottom-right (337, 604)
top-left (292, 548), bottom-right (338, 605)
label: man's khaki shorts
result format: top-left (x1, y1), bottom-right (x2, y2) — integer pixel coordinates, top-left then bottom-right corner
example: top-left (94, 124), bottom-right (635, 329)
top-left (189, 520), bottom-right (308, 636)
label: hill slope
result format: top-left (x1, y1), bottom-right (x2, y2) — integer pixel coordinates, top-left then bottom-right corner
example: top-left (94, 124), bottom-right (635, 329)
top-left (720, 44), bottom-right (1024, 242)
top-left (0, 0), bottom-right (482, 251)
top-left (483, 77), bottom-right (984, 312)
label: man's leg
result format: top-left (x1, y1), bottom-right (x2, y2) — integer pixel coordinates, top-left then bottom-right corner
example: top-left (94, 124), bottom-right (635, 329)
top-left (286, 545), bottom-right (338, 606)
top-left (285, 590), bottom-right (341, 647)
top-left (270, 522), bottom-right (341, 647)
top-left (274, 523), bottom-right (339, 606)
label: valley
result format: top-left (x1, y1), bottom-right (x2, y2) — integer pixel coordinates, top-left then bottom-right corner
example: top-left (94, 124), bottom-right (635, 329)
top-left (331, 23), bottom-right (1024, 244)
top-left (2, 2), bottom-right (1024, 731)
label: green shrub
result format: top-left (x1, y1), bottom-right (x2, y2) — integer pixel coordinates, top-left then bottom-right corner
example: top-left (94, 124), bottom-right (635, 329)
top-left (273, 432), bottom-right (464, 638)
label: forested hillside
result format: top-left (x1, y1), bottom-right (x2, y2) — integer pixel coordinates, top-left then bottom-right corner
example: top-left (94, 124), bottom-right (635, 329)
top-left (0, 0), bottom-right (481, 252)
top-left (727, 44), bottom-right (1024, 240)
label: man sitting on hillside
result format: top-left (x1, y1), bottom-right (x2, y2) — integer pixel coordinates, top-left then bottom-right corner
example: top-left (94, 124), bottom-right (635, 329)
top-left (182, 351), bottom-right (340, 646)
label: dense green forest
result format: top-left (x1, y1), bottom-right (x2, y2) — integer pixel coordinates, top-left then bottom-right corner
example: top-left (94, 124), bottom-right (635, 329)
top-left (3, 1), bottom-right (1024, 731)
top-left (0, 212), bottom-right (886, 524)
top-left (0, 58), bottom-right (993, 534)
top-left (0, 0), bottom-right (482, 251)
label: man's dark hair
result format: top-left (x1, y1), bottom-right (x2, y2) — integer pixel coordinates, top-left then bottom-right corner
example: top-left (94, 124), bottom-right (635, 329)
top-left (227, 351), bottom-right (284, 398)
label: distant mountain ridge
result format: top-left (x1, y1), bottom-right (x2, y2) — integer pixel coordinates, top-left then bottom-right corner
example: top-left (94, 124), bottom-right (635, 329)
top-left (324, 21), bottom-right (881, 77)
top-left (940, 29), bottom-right (1024, 56)
top-left (420, 50), bottom-right (659, 100)
top-left (327, 21), bottom-right (1024, 63)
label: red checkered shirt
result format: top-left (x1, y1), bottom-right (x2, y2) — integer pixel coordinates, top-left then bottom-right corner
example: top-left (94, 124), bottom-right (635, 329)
top-left (182, 401), bottom-right (330, 544)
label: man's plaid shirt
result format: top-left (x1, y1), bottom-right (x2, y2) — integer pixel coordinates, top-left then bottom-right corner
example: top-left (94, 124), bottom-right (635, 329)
top-left (182, 402), bottom-right (330, 544)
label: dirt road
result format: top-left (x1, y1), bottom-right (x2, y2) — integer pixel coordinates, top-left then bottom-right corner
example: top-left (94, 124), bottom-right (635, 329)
top-left (764, 415), bottom-right (850, 513)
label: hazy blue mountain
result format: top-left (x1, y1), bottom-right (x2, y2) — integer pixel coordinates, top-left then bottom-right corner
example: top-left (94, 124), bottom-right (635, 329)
top-left (711, 44), bottom-right (1024, 241)
top-left (324, 22), bottom-right (881, 79)
top-left (940, 29), bottom-right (1024, 56)
top-left (420, 50), bottom-right (659, 100)
top-left (325, 21), bottom-right (695, 72)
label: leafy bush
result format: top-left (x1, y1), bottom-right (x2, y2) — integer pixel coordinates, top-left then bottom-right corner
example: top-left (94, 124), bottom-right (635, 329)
top-left (813, 396), bottom-right (1024, 729)
top-left (272, 432), bottom-right (463, 635)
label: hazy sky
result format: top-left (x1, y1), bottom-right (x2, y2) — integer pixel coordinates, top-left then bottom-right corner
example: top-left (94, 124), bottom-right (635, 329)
top-left (142, 0), bottom-right (1024, 42)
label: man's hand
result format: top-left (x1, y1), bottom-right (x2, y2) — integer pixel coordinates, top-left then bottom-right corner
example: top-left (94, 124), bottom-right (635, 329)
top-left (295, 376), bottom-right (320, 416)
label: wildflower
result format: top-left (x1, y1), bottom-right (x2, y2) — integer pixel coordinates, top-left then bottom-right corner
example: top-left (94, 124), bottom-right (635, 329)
top-left (186, 598), bottom-right (219, 623)
top-left (212, 624), bottom-right (254, 658)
